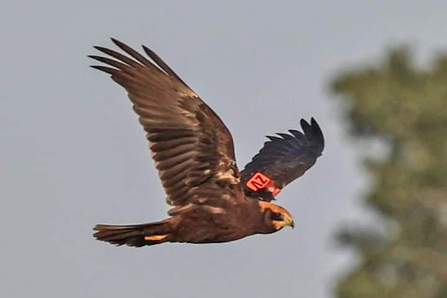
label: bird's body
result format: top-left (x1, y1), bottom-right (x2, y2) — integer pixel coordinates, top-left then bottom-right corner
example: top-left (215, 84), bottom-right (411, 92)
top-left (168, 199), bottom-right (266, 243)
top-left (90, 39), bottom-right (323, 247)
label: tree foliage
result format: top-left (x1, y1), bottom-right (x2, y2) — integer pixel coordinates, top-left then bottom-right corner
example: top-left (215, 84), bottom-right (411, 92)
top-left (332, 47), bottom-right (447, 298)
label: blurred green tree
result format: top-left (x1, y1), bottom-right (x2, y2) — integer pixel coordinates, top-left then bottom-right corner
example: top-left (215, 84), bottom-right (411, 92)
top-left (331, 47), bottom-right (447, 298)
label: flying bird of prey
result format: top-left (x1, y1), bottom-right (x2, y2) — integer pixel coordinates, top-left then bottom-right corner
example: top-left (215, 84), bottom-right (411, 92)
top-left (90, 39), bottom-right (324, 247)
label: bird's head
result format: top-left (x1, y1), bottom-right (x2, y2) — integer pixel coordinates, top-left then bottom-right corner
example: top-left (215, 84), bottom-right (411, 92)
top-left (258, 201), bottom-right (294, 232)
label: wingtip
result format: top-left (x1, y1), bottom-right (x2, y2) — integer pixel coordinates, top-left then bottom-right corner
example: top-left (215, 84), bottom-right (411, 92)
top-left (110, 37), bottom-right (128, 49)
top-left (142, 44), bottom-right (153, 54)
top-left (110, 37), bottom-right (120, 44)
top-left (309, 117), bottom-right (322, 132)
top-left (300, 117), bottom-right (321, 131)
top-left (90, 65), bottom-right (115, 74)
top-left (309, 118), bottom-right (325, 152)
top-left (300, 118), bottom-right (311, 130)
top-left (93, 45), bottom-right (110, 54)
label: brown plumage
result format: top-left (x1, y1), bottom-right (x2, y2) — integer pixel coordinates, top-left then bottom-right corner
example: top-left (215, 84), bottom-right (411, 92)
top-left (90, 39), bottom-right (323, 247)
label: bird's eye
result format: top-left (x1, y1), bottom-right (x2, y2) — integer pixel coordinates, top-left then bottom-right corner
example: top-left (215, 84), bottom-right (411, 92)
top-left (272, 212), bottom-right (283, 220)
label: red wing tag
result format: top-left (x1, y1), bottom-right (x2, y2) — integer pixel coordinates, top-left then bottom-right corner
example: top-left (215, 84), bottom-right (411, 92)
top-left (246, 172), bottom-right (271, 191)
top-left (246, 172), bottom-right (282, 197)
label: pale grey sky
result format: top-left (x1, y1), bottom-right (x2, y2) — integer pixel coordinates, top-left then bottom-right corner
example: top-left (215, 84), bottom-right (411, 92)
top-left (2, 1), bottom-right (447, 298)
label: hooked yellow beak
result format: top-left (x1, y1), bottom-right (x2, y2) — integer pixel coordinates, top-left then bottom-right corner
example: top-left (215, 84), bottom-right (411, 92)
top-left (284, 215), bottom-right (295, 229)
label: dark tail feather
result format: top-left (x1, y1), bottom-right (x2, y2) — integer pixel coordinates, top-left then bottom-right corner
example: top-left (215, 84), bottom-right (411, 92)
top-left (93, 221), bottom-right (171, 247)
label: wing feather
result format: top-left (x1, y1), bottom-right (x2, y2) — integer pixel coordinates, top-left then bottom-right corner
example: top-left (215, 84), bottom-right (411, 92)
top-left (90, 39), bottom-right (243, 207)
top-left (241, 118), bottom-right (324, 201)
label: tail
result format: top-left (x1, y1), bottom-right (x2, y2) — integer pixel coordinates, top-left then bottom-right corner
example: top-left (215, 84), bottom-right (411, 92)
top-left (93, 220), bottom-right (172, 247)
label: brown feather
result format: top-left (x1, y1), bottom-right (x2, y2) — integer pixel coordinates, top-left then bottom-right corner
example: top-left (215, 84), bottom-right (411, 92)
top-left (90, 39), bottom-right (243, 207)
top-left (90, 39), bottom-right (299, 248)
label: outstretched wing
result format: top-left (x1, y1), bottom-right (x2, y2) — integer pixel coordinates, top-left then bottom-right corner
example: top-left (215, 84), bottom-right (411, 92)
top-left (241, 118), bottom-right (324, 201)
top-left (89, 39), bottom-right (243, 207)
